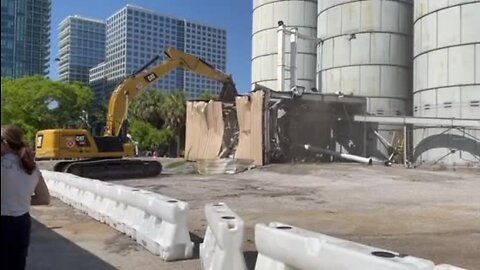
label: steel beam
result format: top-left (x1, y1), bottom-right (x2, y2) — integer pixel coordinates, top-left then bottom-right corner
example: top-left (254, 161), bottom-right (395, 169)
top-left (354, 115), bottom-right (480, 128)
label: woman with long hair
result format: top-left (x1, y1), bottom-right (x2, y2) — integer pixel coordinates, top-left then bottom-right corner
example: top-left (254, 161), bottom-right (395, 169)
top-left (1, 125), bottom-right (50, 270)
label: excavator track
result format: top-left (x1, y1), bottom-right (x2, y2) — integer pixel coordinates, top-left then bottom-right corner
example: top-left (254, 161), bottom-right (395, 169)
top-left (52, 159), bottom-right (162, 180)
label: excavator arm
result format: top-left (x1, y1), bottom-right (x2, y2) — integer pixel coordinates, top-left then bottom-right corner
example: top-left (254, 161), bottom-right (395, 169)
top-left (105, 47), bottom-right (238, 137)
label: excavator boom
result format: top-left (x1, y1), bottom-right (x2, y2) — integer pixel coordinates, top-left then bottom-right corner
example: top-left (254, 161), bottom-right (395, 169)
top-left (106, 47), bottom-right (238, 137)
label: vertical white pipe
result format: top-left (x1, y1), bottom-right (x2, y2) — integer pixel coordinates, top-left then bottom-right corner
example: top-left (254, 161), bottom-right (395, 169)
top-left (289, 29), bottom-right (298, 91)
top-left (277, 24), bottom-right (286, 92)
top-left (317, 41), bottom-right (323, 92)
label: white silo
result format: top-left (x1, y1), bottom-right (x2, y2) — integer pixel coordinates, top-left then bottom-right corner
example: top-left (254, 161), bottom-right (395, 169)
top-left (317, 0), bottom-right (413, 115)
top-left (317, 0), bottom-right (414, 158)
top-left (413, 0), bottom-right (480, 165)
top-left (252, 0), bottom-right (318, 91)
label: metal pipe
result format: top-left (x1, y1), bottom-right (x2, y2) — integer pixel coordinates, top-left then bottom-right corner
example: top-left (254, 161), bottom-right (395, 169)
top-left (280, 27), bottom-right (322, 43)
top-left (317, 41), bottom-right (323, 92)
top-left (340, 152), bottom-right (373, 165)
top-left (277, 21), bottom-right (322, 93)
top-left (303, 144), bottom-right (373, 165)
top-left (372, 129), bottom-right (393, 149)
top-left (277, 22), bottom-right (286, 92)
top-left (289, 28), bottom-right (297, 91)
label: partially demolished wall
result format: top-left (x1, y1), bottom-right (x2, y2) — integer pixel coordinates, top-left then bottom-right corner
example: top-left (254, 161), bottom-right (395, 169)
top-left (184, 101), bottom-right (225, 161)
top-left (185, 91), bottom-right (264, 166)
top-left (234, 91), bottom-right (264, 165)
top-left (185, 86), bottom-right (367, 166)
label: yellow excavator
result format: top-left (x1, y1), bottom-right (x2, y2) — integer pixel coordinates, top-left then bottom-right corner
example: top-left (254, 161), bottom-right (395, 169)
top-left (35, 47), bottom-right (238, 180)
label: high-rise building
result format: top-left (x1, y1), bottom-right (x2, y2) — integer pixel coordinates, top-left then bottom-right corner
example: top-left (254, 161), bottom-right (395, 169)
top-left (1, 0), bottom-right (51, 78)
top-left (88, 61), bottom-right (109, 100)
top-left (58, 16), bottom-right (105, 83)
top-left (183, 19), bottom-right (227, 98)
top-left (89, 5), bottom-right (227, 99)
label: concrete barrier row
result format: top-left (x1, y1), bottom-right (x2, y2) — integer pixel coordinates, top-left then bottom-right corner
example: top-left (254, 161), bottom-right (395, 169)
top-left (200, 203), bottom-right (465, 270)
top-left (41, 170), bottom-right (193, 261)
top-left (254, 222), bottom-right (464, 270)
top-left (41, 171), bottom-right (465, 268)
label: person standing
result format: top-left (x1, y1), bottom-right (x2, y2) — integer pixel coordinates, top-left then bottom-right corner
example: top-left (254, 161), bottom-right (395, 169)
top-left (1, 125), bottom-right (50, 270)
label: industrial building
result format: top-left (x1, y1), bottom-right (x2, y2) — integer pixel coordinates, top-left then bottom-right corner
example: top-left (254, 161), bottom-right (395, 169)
top-left (89, 5), bottom-right (227, 100)
top-left (1, 0), bottom-right (51, 78)
top-left (251, 0), bottom-right (479, 166)
top-left (57, 16), bottom-right (106, 84)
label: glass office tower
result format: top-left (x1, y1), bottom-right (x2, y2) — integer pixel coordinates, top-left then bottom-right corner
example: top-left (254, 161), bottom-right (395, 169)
top-left (90, 5), bottom-right (227, 99)
top-left (58, 16), bottom-right (106, 83)
top-left (1, 0), bottom-right (51, 78)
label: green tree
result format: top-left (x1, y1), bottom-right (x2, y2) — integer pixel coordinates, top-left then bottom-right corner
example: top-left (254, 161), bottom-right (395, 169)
top-left (199, 90), bottom-right (218, 100)
top-left (129, 88), bottom-right (165, 129)
top-left (130, 119), bottom-right (173, 152)
top-left (125, 89), bottom-right (187, 156)
top-left (88, 99), bottom-right (108, 136)
top-left (161, 91), bottom-right (186, 156)
top-left (1, 76), bottom-right (94, 142)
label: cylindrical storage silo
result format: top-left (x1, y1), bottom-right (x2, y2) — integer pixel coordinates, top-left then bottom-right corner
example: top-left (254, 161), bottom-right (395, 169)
top-left (413, 0), bottom-right (480, 165)
top-left (252, 0), bottom-right (317, 91)
top-left (317, 0), bottom-right (413, 159)
top-left (317, 0), bottom-right (413, 115)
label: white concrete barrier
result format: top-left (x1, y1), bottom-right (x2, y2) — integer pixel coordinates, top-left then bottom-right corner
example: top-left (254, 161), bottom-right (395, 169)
top-left (41, 170), bottom-right (194, 261)
top-left (254, 222), bottom-right (465, 270)
top-left (433, 266), bottom-right (465, 270)
top-left (200, 202), bottom-right (247, 270)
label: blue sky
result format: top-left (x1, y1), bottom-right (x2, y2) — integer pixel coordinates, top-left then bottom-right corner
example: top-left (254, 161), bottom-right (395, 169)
top-left (49, 0), bottom-right (252, 92)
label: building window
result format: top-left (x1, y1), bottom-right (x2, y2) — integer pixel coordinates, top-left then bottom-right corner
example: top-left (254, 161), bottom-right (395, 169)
top-left (471, 101), bottom-right (480, 107)
top-left (443, 102), bottom-right (452, 108)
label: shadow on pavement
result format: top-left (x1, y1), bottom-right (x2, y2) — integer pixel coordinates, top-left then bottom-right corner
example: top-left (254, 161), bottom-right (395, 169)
top-left (27, 218), bottom-right (116, 270)
top-left (244, 250), bottom-right (258, 270)
top-left (189, 232), bottom-right (203, 259)
top-left (188, 231), bottom-right (258, 269)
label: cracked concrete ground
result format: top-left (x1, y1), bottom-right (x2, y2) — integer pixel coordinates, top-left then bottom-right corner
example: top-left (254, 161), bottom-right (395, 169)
top-left (30, 161), bottom-right (480, 269)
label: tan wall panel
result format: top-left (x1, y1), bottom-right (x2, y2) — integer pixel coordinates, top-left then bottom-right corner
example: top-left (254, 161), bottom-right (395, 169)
top-left (185, 101), bottom-right (224, 160)
top-left (235, 91), bottom-right (264, 165)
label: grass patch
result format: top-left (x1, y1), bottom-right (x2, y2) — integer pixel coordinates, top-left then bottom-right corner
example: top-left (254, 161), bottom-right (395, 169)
top-left (166, 160), bottom-right (188, 169)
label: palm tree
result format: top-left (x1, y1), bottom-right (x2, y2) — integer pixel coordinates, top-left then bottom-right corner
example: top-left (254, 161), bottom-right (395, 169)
top-left (129, 88), bottom-right (165, 129)
top-left (160, 91), bottom-right (186, 156)
top-left (199, 90), bottom-right (218, 100)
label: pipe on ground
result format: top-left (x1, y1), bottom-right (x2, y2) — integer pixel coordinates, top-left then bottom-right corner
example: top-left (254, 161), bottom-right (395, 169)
top-left (303, 144), bottom-right (373, 165)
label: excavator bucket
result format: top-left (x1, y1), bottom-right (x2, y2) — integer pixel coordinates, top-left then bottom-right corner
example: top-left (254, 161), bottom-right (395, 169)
top-left (219, 77), bottom-right (238, 103)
